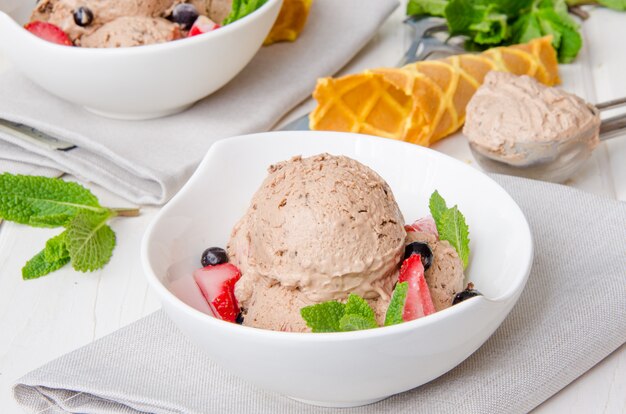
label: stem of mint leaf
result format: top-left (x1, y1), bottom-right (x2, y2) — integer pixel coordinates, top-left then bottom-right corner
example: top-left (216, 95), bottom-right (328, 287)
top-left (111, 207), bottom-right (141, 217)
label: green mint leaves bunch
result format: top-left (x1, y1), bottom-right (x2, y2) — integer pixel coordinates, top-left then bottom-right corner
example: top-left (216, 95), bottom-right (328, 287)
top-left (0, 174), bottom-right (139, 280)
top-left (223, 0), bottom-right (269, 25)
top-left (429, 190), bottom-right (470, 268)
top-left (406, 0), bottom-right (616, 63)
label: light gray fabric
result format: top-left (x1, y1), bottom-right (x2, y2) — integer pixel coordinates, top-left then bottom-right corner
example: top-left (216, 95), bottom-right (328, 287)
top-left (0, 0), bottom-right (398, 205)
top-left (13, 175), bottom-right (626, 414)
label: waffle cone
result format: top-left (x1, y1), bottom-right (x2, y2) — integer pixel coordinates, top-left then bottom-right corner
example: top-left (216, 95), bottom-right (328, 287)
top-left (310, 36), bottom-right (560, 146)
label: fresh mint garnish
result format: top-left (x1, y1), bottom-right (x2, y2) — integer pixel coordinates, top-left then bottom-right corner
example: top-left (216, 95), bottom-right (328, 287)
top-left (0, 173), bottom-right (139, 280)
top-left (406, 0), bottom-right (589, 62)
top-left (384, 281), bottom-right (408, 326)
top-left (67, 212), bottom-right (116, 272)
top-left (429, 190), bottom-right (470, 268)
top-left (300, 301), bottom-right (346, 332)
top-left (223, 0), bottom-right (269, 25)
top-left (301, 293), bottom-right (379, 332)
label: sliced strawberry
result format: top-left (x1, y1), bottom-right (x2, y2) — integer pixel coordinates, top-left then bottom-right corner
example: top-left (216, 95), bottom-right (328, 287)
top-left (406, 216), bottom-right (439, 239)
top-left (193, 263), bottom-right (241, 322)
top-left (188, 16), bottom-right (221, 37)
top-left (24, 21), bottom-right (73, 46)
top-left (398, 254), bottom-right (435, 321)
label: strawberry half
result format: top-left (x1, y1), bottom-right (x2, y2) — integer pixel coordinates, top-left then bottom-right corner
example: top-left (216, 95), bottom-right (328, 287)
top-left (188, 16), bottom-right (221, 37)
top-left (193, 263), bottom-right (241, 322)
top-left (398, 254), bottom-right (435, 321)
top-left (405, 216), bottom-right (439, 239)
top-left (24, 21), bottom-right (73, 46)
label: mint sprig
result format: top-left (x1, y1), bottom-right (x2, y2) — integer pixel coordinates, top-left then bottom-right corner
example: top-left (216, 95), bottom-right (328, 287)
top-left (429, 190), bottom-right (470, 268)
top-left (406, 0), bottom-right (590, 63)
top-left (301, 293), bottom-right (379, 333)
top-left (0, 173), bottom-right (139, 280)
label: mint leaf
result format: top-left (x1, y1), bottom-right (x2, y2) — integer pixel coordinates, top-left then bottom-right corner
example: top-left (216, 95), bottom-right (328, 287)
top-left (67, 212), bottom-right (116, 272)
top-left (301, 294), bottom-right (380, 332)
top-left (0, 174), bottom-right (106, 228)
top-left (339, 314), bottom-right (378, 331)
top-left (301, 301), bottom-right (346, 332)
top-left (22, 235), bottom-right (71, 280)
top-left (511, 13), bottom-right (543, 44)
top-left (407, 0), bottom-right (448, 16)
top-left (384, 282), bottom-right (409, 326)
top-left (44, 231), bottom-right (70, 262)
top-left (344, 293), bottom-right (377, 321)
top-left (429, 191), bottom-right (471, 268)
top-left (438, 206), bottom-right (470, 268)
top-left (429, 190), bottom-right (447, 224)
top-left (535, 7), bottom-right (582, 63)
top-left (223, 0), bottom-right (268, 25)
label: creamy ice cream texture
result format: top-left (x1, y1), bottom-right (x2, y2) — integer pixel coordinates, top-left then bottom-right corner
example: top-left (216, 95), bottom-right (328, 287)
top-left (31, 0), bottom-right (232, 47)
top-left (228, 154), bottom-right (406, 332)
top-left (228, 154), bottom-right (466, 332)
top-left (464, 71), bottom-right (601, 165)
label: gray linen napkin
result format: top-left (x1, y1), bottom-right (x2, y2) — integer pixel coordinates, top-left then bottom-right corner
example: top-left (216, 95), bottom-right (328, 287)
top-left (0, 0), bottom-right (398, 205)
top-left (13, 175), bottom-right (626, 414)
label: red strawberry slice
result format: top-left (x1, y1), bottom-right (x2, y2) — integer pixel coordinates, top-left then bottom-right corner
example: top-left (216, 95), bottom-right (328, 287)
top-left (188, 16), bottom-right (221, 37)
top-left (193, 263), bottom-right (241, 322)
top-left (398, 254), bottom-right (435, 321)
top-left (406, 216), bottom-right (439, 239)
top-left (24, 21), bottom-right (73, 46)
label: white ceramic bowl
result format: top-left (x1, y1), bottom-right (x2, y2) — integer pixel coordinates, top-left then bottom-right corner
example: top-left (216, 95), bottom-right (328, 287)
top-left (141, 131), bottom-right (533, 407)
top-left (0, 0), bottom-right (282, 120)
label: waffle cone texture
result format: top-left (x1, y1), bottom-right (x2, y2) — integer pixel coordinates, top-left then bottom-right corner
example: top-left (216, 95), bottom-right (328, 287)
top-left (310, 36), bottom-right (560, 146)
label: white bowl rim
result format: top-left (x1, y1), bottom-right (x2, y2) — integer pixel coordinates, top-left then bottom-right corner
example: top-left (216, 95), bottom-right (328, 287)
top-left (0, 0), bottom-right (281, 55)
top-left (141, 131), bottom-right (533, 341)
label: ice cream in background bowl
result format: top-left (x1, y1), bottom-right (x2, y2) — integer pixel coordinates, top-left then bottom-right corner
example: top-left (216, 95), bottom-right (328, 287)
top-left (464, 71), bottom-right (602, 183)
top-left (141, 131), bottom-right (533, 407)
top-left (0, 0), bottom-right (282, 119)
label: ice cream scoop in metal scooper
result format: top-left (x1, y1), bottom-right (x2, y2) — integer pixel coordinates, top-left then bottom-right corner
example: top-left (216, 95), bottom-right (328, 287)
top-left (469, 97), bottom-right (626, 183)
top-left (282, 17), bottom-right (626, 183)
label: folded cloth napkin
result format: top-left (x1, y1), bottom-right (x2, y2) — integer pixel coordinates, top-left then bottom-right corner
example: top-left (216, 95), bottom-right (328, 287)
top-left (0, 0), bottom-right (398, 205)
top-left (13, 175), bottom-right (626, 414)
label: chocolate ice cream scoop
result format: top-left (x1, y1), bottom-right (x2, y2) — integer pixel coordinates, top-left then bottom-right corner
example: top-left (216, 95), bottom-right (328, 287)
top-left (464, 71), bottom-right (626, 183)
top-left (229, 154), bottom-right (406, 332)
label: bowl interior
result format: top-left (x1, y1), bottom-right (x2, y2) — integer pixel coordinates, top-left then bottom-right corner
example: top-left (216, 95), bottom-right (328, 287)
top-left (144, 131), bottom-right (532, 318)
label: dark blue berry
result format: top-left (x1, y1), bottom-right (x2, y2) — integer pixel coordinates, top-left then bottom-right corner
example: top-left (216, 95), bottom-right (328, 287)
top-left (201, 247), bottom-right (229, 267)
top-left (452, 284), bottom-right (481, 305)
top-left (73, 7), bottom-right (93, 27)
top-left (404, 241), bottom-right (433, 270)
top-left (235, 313), bottom-right (244, 324)
top-left (171, 3), bottom-right (199, 30)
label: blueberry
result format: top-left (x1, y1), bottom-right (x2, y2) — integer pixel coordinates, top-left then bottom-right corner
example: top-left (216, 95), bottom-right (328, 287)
top-left (452, 283), bottom-right (481, 305)
top-left (73, 7), bottom-right (93, 27)
top-left (235, 313), bottom-right (244, 325)
top-left (201, 247), bottom-right (229, 267)
top-left (170, 3), bottom-right (199, 30)
top-left (404, 241), bottom-right (433, 270)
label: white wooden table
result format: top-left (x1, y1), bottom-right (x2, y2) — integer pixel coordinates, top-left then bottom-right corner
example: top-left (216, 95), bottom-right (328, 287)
top-left (1, 3), bottom-right (625, 413)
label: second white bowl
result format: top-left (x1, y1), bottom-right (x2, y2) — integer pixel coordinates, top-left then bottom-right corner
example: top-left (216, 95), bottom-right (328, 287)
top-left (0, 0), bottom-right (282, 120)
